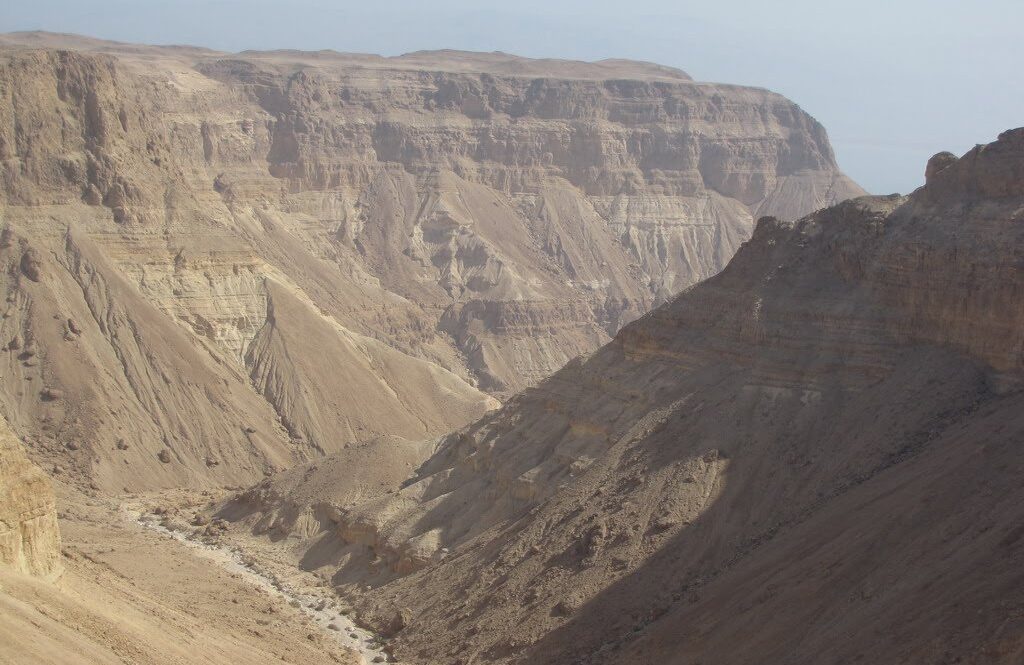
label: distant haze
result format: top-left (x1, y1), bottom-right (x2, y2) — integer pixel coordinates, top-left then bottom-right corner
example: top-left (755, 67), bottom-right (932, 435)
top-left (3, 0), bottom-right (1021, 194)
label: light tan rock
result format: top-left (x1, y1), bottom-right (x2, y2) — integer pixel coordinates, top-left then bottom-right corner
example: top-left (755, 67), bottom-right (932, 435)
top-left (0, 416), bottom-right (61, 578)
top-left (0, 32), bottom-right (860, 492)
top-left (0, 31), bottom-right (861, 401)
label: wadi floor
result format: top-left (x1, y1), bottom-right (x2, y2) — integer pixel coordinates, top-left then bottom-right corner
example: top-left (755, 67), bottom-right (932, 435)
top-left (0, 487), bottom-right (361, 665)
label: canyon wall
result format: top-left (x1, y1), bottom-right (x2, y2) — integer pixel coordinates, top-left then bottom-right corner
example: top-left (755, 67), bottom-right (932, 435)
top-left (0, 31), bottom-right (859, 491)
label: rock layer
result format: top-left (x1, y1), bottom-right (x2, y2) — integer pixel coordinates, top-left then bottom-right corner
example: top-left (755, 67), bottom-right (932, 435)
top-left (0, 30), bottom-right (860, 419)
top-left (0, 415), bottom-right (61, 578)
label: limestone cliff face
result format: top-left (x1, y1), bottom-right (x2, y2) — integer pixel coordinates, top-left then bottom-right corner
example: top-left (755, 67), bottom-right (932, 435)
top-left (0, 44), bottom-right (496, 491)
top-left (192, 50), bottom-right (861, 394)
top-left (0, 32), bottom-right (858, 490)
top-left (0, 416), bottom-right (61, 578)
top-left (306, 130), bottom-right (1023, 664)
top-left (0, 32), bottom-right (860, 396)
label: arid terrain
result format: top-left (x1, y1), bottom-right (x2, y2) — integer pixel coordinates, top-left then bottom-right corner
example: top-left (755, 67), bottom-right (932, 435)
top-left (202, 129), bottom-right (1024, 664)
top-left (2, 28), bottom-right (1021, 665)
top-left (0, 30), bottom-right (860, 663)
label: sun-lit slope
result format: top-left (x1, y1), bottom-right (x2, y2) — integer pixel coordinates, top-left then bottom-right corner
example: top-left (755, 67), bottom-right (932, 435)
top-left (0, 43), bottom-right (497, 491)
top-left (246, 282), bottom-right (498, 453)
top-left (2, 32), bottom-right (862, 403)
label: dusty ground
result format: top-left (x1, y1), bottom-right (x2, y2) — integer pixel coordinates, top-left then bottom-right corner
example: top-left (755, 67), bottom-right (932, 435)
top-left (0, 486), bottom-right (362, 665)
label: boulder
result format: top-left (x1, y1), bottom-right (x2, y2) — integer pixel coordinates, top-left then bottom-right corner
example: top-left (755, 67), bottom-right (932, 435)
top-left (19, 249), bottom-right (42, 282)
top-left (925, 151), bottom-right (958, 184)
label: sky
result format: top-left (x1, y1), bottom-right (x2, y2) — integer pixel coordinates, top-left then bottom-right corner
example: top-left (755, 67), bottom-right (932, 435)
top-left (3, 0), bottom-right (1021, 194)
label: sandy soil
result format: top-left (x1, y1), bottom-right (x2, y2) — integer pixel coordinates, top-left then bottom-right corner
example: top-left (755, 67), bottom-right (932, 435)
top-left (0, 488), bottom-right (362, 664)
top-left (129, 505), bottom-right (391, 664)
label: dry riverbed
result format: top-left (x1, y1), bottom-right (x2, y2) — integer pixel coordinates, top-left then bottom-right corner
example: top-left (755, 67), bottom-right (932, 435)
top-left (125, 502), bottom-right (394, 665)
top-left (2, 487), bottom-right (363, 664)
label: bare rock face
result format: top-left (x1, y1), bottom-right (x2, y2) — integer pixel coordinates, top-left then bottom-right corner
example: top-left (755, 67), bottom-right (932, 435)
top-left (188, 52), bottom-right (861, 394)
top-left (0, 32), bottom-right (858, 491)
top-left (0, 33), bottom-right (859, 395)
top-left (0, 416), bottom-right (61, 578)
top-left (920, 128), bottom-right (1024, 203)
top-left (298, 129), bottom-right (1023, 664)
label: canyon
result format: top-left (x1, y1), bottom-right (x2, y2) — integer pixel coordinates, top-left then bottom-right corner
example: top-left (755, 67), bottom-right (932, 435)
top-left (210, 129), bottom-right (1024, 664)
top-left (3, 28), bottom-right (1020, 665)
top-left (0, 30), bottom-right (860, 664)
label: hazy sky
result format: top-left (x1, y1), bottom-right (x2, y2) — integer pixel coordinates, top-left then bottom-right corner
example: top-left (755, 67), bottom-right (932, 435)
top-left (3, 0), bottom-right (1021, 193)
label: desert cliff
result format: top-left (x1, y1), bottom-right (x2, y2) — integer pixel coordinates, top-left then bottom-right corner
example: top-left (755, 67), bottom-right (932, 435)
top-left (0, 32), bottom-right (859, 494)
